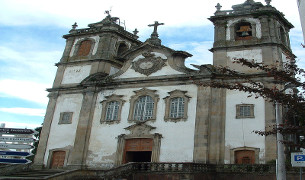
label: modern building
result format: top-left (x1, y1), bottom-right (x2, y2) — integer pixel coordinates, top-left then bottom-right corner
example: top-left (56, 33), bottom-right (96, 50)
top-left (298, 0), bottom-right (305, 43)
top-left (33, 0), bottom-right (295, 169)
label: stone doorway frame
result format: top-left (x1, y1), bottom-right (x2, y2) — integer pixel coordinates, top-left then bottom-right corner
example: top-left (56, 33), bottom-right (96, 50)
top-left (114, 122), bottom-right (162, 166)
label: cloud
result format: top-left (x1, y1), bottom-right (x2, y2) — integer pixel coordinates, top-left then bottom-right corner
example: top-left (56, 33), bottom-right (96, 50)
top-left (0, 108), bottom-right (45, 117)
top-left (0, 79), bottom-right (49, 105)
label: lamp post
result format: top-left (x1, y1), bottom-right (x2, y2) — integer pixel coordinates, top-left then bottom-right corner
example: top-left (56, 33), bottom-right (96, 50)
top-left (276, 101), bottom-right (286, 180)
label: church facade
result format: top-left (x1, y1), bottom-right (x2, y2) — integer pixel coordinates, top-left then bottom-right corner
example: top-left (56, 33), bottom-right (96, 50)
top-left (33, 0), bottom-right (295, 169)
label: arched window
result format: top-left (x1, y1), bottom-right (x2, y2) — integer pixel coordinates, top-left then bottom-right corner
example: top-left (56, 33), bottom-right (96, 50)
top-left (280, 27), bottom-right (287, 45)
top-left (128, 88), bottom-right (159, 122)
top-left (101, 94), bottom-right (125, 124)
top-left (77, 40), bottom-right (92, 56)
top-left (134, 96), bottom-right (154, 121)
top-left (235, 22), bottom-right (252, 40)
top-left (105, 101), bottom-right (120, 121)
top-left (164, 90), bottom-right (190, 122)
top-left (117, 43), bottom-right (129, 56)
top-left (170, 97), bottom-right (185, 118)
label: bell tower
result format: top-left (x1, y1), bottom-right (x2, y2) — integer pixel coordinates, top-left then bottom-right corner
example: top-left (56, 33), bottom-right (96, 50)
top-left (209, 0), bottom-right (295, 72)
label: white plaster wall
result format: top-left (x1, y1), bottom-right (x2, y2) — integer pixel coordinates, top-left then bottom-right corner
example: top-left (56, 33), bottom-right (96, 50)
top-left (298, 0), bottom-right (305, 43)
top-left (116, 52), bottom-right (183, 79)
top-left (61, 65), bottom-right (91, 84)
top-left (226, 17), bottom-right (262, 40)
top-left (227, 49), bottom-right (262, 63)
top-left (69, 35), bottom-right (100, 57)
top-left (87, 85), bottom-right (197, 168)
top-left (224, 90), bottom-right (265, 164)
top-left (44, 93), bottom-right (83, 165)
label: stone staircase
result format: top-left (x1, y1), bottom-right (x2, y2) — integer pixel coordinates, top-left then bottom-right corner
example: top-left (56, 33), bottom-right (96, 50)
top-left (0, 169), bottom-right (70, 180)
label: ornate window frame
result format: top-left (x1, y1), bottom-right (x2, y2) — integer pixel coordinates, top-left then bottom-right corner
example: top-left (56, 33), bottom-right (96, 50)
top-left (236, 104), bottom-right (255, 119)
top-left (164, 90), bottom-right (191, 122)
top-left (128, 88), bottom-right (159, 123)
top-left (58, 112), bottom-right (73, 124)
top-left (101, 94), bottom-right (125, 124)
top-left (71, 38), bottom-right (96, 60)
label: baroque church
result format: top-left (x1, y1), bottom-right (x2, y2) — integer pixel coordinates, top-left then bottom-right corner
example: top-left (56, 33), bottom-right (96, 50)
top-left (33, 0), bottom-right (295, 169)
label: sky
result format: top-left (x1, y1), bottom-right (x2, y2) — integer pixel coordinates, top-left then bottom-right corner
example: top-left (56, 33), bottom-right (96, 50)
top-left (0, 0), bottom-right (304, 129)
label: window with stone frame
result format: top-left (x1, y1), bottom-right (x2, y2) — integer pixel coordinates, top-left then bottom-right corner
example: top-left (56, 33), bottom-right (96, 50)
top-left (235, 22), bottom-right (252, 40)
top-left (101, 94), bottom-right (125, 124)
top-left (59, 112), bottom-right (73, 124)
top-left (236, 104), bottom-right (254, 119)
top-left (164, 90), bottom-right (190, 122)
top-left (128, 88), bottom-right (159, 122)
top-left (77, 40), bottom-right (92, 56)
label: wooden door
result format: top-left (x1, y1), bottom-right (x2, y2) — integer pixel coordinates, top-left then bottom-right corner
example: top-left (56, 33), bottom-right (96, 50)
top-left (125, 138), bottom-right (153, 152)
top-left (51, 151), bottom-right (66, 168)
top-left (235, 150), bottom-right (255, 164)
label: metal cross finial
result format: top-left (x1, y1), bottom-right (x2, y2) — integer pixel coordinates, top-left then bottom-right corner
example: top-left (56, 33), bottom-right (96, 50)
top-left (148, 21), bottom-right (164, 35)
top-left (133, 28), bottom-right (139, 36)
top-left (215, 3), bottom-right (222, 11)
top-left (105, 10), bottom-right (111, 16)
top-left (265, 0), bottom-right (271, 6)
top-left (72, 22), bottom-right (78, 30)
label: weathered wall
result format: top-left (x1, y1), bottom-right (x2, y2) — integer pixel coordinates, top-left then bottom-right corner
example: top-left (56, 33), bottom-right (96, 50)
top-left (44, 93), bottom-right (83, 165)
top-left (224, 90), bottom-right (265, 164)
top-left (86, 85), bottom-right (198, 168)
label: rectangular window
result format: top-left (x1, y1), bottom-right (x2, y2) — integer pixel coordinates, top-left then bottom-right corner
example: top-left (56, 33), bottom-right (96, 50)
top-left (105, 101), bottom-right (119, 121)
top-left (236, 104), bottom-right (254, 119)
top-left (59, 112), bottom-right (73, 124)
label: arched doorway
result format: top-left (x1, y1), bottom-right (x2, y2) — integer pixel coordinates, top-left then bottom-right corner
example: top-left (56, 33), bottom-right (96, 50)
top-left (123, 138), bottom-right (153, 163)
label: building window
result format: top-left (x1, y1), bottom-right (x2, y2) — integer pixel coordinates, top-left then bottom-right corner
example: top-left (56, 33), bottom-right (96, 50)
top-left (128, 88), bottom-right (159, 122)
top-left (164, 90), bottom-right (190, 122)
top-left (105, 101), bottom-right (120, 121)
top-left (236, 104), bottom-right (254, 119)
top-left (235, 22), bottom-right (252, 40)
top-left (117, 42), bottom-right (129, 57)
top-left (134, 96), bottom-right (154, 121)
top-left (59, 112), bottom-right (73, 124)
top-left (77, 40), bottom-right (92, 56)
top-left (101, 94), bottom-right (125, 124)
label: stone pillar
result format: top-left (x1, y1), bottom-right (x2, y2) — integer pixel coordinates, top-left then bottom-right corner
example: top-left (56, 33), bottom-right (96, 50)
top-left (33, 92), bottom-right (59, 169)
top-left (207, 88), bottom-right (226, 164)
top-left (193, 86), bottom-right (211, 163)
top-left (60, 37), bottom-right (76, 62)
top-left (67, 87), bottom-right (97, 169)
top-left (151, 133), bottom-right (162, 163)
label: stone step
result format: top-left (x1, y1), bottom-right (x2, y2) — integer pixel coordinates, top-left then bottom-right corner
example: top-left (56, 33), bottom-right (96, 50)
top-left (0, 169), bottom-right (66, 180)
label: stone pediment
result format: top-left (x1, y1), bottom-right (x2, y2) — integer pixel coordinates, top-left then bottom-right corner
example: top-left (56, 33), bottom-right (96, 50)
top-left (124, 122), bottom-right (156, 136)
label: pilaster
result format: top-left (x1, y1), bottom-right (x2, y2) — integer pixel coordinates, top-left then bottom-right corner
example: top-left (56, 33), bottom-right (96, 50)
top-left (193, 86), bottom-right (211, 163)
top-left (66, 87), bottom-right (97, 169)
top-left (32, 92), bottom-right (59, 169)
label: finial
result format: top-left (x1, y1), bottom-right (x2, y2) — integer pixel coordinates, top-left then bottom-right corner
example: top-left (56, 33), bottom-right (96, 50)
top-left (133, 28), bottom-right (139, 36)
top-left (215, 3), bottom-right (222, 11)
top-left (105, 10), bottom-right (111, 16)
top-left (265, 0), bottom-right (271, 6)
top-left (72, 22), bottom-right (78, 30)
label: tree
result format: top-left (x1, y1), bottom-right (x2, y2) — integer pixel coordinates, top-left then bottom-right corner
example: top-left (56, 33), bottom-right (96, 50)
top-left (191, 57), bottom-right (305, 149)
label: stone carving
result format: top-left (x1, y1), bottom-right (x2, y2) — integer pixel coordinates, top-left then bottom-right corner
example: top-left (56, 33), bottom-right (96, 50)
top-left (131, 52), bottom-right (166, 76)
top-left (124, 122), bottom-right (156, 137)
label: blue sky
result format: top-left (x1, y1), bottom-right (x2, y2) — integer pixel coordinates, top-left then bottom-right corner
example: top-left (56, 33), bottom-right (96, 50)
top-left (0, 0), bottom-right (304, 129)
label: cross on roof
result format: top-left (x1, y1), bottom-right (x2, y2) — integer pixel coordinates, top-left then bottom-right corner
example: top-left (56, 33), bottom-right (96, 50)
top-left (148, 21), bottom-right (164, 35)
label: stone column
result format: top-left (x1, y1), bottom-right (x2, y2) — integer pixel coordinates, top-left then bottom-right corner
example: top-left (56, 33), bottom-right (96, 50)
top-left (193, 86), bottom-right (211, 163)
top-left (67, 87), bottom-right (97, 169)
top-left (32, 92), bottom-right (59, 169)
top-left (207, 88), bottom-right (226, 164)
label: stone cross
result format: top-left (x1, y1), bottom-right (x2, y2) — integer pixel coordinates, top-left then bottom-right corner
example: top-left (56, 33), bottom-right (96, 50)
top-left (133, 28), bottom-right (139, 36)
top-left (148, 21), bottom-right (164, 35)
top-left (72, 22), bottom-right (78, 30)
